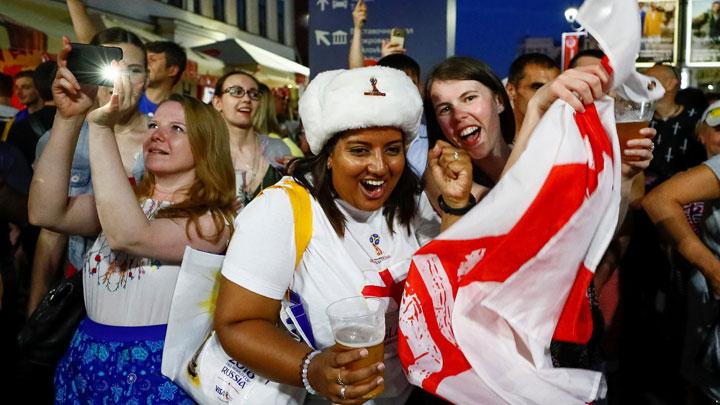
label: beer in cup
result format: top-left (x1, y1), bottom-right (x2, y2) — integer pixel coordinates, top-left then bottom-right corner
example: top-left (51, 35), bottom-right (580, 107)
top-left (326, 296), bottom-right (386, 399)
top-left (614, 96), bottom-right (655, 161)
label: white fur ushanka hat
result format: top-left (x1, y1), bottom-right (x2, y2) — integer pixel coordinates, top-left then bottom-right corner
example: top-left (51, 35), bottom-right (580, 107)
top-left (299, 66), bottom-right (423, 155)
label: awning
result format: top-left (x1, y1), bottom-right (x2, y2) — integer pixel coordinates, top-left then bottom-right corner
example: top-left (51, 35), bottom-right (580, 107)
top-left (100, 15), bottom-right (224, 75)
top-left (193, 38), bottom-right (309, 77)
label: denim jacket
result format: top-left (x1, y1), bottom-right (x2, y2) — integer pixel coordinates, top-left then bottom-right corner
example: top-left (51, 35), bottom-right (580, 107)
top-left (36, 122), bottom-right (144, 270)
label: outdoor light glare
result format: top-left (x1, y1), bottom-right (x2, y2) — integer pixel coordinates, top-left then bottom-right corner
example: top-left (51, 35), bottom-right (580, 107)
top-left (101, 65), bottom-right (119, 84)
top-left (564, 7), bottom-right (578, 23)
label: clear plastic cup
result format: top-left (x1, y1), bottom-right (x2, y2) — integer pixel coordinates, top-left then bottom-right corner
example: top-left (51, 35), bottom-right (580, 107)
top-left (326, 296), bottom-right (386, 399)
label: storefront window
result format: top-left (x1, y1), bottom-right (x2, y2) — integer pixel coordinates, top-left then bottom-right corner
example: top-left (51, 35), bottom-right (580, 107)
top-left (259, 0), bottom-right (267, 37)
top-left (214, 0), bottom-right (226, 22)
top-left (237, 0), bottom-right (246, 30)
top-left (278, 0), bottom-right (285, 43)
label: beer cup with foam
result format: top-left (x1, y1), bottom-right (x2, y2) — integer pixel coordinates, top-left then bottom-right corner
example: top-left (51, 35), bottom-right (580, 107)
top-left (326, 296), bottom-right (386, 399)
top-left (614, 95), bottom-right (655, 161)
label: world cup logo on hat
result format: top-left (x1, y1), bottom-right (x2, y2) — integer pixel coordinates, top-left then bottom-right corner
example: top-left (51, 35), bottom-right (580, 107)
top-left (369, 233), bottom-right (383, 256)
top-left (364, 78), bottom-right (386, 96)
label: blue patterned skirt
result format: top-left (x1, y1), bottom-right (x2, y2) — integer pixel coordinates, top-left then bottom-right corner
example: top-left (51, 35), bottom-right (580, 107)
top-left (54, 317), bottom-right (195, 404)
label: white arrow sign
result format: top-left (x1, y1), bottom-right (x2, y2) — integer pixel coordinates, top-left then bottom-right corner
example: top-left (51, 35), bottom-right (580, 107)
top-left (315, 30), bottom-right (331, 46)
top-left (317, 0), bottom-right (329, 12)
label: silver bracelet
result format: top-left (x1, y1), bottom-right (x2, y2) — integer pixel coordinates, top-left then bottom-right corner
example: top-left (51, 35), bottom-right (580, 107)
top-left (301, 350), bottom-right (321, 395)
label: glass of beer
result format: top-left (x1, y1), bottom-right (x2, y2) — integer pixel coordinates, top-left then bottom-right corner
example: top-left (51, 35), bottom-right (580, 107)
top-left (326, 296), bottom-right (386, 399)
top-left (614, 96), bottom-right (655, 162)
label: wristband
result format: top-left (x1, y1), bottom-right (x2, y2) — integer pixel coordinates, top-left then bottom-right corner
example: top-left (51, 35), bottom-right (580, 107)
top-left (437, 194), bottom-right (477, 216)
top-left (301, 349), bottom-right (321, 395)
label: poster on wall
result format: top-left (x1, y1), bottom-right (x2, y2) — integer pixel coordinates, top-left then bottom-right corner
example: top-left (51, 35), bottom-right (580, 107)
top-left (686, 0), bottom-right (720, 66)
top-left (637, 0), bottom-right (678, 66)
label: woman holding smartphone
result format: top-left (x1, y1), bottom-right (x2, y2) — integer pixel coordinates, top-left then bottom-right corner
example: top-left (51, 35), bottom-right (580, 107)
top-left (29, 37), bottom-right (235, 403)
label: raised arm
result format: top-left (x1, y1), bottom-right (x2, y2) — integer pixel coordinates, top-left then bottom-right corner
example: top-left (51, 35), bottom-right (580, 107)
top-left (643, 163), bottom-right (720, 296)
top-left (85, 67), bottom-right (227, 263)
top-left (28, 38), bottom-right (100, 236)
top-left (348, 0), bottom-right (367, 69)
top-left (504, 64), bottom-right (612, 177)
top-left (66, 0), bottom-right (100, 43)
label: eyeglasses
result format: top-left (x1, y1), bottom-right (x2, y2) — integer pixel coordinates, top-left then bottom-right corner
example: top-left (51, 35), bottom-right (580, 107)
top-left (222, 86), bottom-right (261, 101)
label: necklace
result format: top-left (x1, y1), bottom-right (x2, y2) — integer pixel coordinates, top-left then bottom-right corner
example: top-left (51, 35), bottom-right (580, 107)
top-left (235, 139), bottom-right (263, 205)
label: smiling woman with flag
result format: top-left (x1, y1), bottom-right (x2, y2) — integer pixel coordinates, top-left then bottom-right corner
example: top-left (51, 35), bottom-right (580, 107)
top-left (398, 0), bottom-right (664, 402)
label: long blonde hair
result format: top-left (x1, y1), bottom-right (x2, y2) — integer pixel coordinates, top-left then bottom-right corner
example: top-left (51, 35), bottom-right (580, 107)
top-left (136, 94), bottom-right (236, 243)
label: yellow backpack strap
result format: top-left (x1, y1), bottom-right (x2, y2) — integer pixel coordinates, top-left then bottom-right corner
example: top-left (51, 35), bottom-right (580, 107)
top-left (1, 117), bottom-right (14, 142)
top-left (262, 179), bottom-right (312, 268)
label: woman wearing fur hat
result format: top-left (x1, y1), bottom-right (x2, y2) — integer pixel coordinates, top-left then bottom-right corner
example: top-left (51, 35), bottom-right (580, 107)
top-left (214, 66), bottom-right (470, 404)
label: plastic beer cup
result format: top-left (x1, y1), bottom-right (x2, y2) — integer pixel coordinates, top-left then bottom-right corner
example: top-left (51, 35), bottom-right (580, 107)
top-left (614, 96), bottom-right (655, 162)
top-left (326, 296), bottom-right (385, 400)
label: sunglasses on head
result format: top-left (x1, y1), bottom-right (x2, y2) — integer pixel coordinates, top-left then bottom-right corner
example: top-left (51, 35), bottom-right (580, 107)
top-left (222, 85), bottom-right (261, 101)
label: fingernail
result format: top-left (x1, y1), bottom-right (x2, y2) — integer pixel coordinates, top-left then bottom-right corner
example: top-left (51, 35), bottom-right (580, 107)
top-left (377, 363), bottom-right (385, 371)
top-left (359, 349), bottom-right (368, 357)
top-left (376, 377), bottom-right (384, 384)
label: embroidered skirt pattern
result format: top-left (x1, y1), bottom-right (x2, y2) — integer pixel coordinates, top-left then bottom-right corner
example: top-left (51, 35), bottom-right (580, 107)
top-left (54, 317), bottom-right (194, 404)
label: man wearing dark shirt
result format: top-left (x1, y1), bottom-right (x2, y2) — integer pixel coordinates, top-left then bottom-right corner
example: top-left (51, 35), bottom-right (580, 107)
top-left (6, 62), bottom-right (57, 164)
top-left (645, 63), bottom-right (707, 189)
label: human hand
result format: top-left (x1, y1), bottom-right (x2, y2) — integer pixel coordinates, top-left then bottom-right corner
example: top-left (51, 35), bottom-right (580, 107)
top-left (621, 127), bottom-right (655, 179)
top-left (352, 0), bottom-right (367, 29)
top-left (307, 346), bottom-right (384, 404)
top-left (428, 140), bottom-right (473, 209)
top-left (380, 39), bottom-right (406, 57)
top-left (528, 64), bottom-right (612, 115)
top-left (87, 61), bottom-right (141, 128)
top-left (53, 37), bottom-right (97, 119)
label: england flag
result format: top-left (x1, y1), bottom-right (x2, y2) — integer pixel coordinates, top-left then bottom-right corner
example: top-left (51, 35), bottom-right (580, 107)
top-left (397, 0), bottom-right (655, 403)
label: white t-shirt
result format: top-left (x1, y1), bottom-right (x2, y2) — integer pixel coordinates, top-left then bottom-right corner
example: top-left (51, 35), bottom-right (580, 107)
top-left (83, 199), bottom-right (181, 326)
top-left (222, 177), bottom-right (439, 404)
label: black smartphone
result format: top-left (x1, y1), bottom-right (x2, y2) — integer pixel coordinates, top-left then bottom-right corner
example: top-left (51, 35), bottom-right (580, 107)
top-left (66, 43), bottom-right (123, 87)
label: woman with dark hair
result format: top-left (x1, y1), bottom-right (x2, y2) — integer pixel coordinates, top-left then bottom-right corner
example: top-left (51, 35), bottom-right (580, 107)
top-left (424, 56), bottom-right (655, 218)
top-left (29, 37), bottom-right (236, 403)
top-left (212, 71), bottom-right (291, 205)
top-left (214, 66), bottom-right (467, 404)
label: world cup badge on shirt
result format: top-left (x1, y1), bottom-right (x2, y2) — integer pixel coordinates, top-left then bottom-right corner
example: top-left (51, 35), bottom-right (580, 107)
top-left (369, 233), bottom-right (383, 256)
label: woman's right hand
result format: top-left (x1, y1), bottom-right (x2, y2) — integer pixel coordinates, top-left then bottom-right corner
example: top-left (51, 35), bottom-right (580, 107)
top-left (307, 346), bottom-right (384, 404)
top-left (53, 37), bottom-right (97, 119)
top-left (428, 140), bottom-right (473, 209)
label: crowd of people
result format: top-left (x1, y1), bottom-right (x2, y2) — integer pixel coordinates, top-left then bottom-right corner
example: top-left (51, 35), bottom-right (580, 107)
top-left (1, 0), bottom-right (720, 404)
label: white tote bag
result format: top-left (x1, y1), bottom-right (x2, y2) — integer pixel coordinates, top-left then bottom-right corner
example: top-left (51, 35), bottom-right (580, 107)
top-left (162, 246), bottom-right (306, 404)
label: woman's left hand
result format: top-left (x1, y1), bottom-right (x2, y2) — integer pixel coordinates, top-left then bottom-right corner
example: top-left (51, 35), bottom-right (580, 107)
top-left (529, 64), bottom-right (612, 115)
top-left (87, 61), bottom-right (142, 128)
top-left (621, 126), bottom-right (656, 179)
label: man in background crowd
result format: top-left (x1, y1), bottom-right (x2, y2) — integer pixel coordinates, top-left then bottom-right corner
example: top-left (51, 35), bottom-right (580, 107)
top-left (505, 53), bottom-right (560, 131)
top-left (139, 41), bottom-right (187, 115)
top-left (13, 71), bottom-right (43, 122)
top-left (5, 61), bottom-right (57, 164)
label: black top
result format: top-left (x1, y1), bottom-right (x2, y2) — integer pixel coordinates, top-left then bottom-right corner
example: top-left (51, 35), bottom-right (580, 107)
top-left (646, 105), bottom-right (706, 190)
top-left (6, 106), bottom-right (56, 165)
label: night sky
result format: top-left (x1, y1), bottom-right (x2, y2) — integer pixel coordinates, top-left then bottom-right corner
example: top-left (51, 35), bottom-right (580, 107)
top-left (455, 0), bottom-right (583, 78)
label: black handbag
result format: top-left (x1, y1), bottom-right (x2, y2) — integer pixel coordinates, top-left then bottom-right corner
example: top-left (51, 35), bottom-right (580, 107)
top-left (17, 271), bottom-right (86, 366)
top-left (698, 304), bottom-right (720, 378)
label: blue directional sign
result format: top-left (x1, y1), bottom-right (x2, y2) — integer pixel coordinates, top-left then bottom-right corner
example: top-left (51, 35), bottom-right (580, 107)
top-left (308, 0), bottom-right (452, 79)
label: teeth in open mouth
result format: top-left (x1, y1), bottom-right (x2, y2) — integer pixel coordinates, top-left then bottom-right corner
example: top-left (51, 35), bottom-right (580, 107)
top-left (460, 126), bottom-right (479, 138)
top-left (363, 179), bottom-right (384, 186)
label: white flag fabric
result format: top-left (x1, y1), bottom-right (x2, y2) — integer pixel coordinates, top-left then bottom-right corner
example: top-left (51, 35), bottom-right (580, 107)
top-left (397, 0), bottom-right (645, 403)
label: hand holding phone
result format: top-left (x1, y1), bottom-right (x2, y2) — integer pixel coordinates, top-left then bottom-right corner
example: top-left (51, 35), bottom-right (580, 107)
top-left (389, 28), bottom-right (407, 49)
top-left (66, 43), bottom-right (123, 87)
